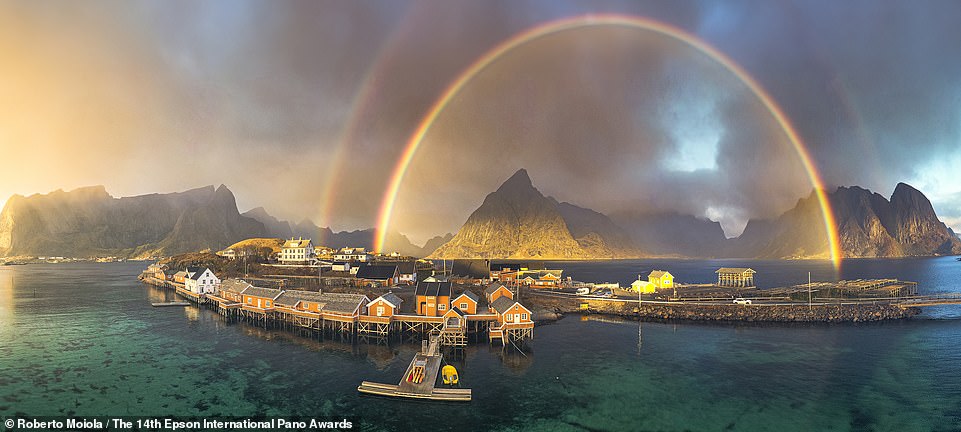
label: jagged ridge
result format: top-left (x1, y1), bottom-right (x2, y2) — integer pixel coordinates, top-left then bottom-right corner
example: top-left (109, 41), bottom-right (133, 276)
top-left (0, 185), bottom-right (266, 258)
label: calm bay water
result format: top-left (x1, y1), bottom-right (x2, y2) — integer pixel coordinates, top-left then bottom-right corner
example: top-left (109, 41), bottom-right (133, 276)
top-left (2, 259), bottom-right (961, 431)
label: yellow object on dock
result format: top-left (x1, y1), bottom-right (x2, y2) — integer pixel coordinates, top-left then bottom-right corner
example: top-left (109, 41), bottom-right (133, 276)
top-left (442, 365), bottom-right (458, 385)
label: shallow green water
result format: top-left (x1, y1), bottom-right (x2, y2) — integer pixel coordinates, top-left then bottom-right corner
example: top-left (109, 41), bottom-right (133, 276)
top-left (1, 260), bottom-right (960, 431)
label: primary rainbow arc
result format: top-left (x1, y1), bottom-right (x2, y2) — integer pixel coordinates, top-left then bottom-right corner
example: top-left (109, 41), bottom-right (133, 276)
top-left (374, 13), bottom-right (841, 268)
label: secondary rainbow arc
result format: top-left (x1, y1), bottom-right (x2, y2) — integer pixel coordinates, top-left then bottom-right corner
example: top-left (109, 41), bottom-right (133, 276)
top-left (374, 14), bottom-right (841, 268)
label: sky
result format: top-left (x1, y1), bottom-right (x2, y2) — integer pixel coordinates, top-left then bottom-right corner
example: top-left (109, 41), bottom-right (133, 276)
top-left (2, 0), bottom-right (960, 245)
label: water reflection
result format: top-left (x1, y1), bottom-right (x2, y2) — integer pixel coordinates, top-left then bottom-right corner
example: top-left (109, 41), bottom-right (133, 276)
top-left (638, 321), bottom-right (643, 356)
top-left (144, 285), bottom-right (172, 304)
top-left (498, 347), bottom-right (534, 372)
top-left (238, 323), bottom-right (361, 356)
top-left (360, 344), bottom-right (398, 370)
top-left (0, 269), bottom-right (14, 325)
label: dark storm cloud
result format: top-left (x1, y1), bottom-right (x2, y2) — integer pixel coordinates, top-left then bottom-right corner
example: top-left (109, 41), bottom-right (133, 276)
top-left (689, 0), bottom-right (961, 232)
top-left (390, 23), bottom-right (812, 239)
top-left (3, 0), bottom-right (961, 244)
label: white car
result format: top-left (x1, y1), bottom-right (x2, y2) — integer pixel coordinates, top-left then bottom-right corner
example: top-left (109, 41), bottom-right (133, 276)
top-left (733, 298), bottom-right (752, 305)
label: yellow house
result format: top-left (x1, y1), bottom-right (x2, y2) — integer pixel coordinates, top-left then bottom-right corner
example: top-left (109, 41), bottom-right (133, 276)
top-left (631, 279), bottom-right (656, 294)
top-left (648, 270), bottom-right (674, 289)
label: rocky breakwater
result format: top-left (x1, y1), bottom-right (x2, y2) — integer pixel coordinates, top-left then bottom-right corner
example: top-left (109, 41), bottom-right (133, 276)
top-left (530, 294), bottom-right (921, 323)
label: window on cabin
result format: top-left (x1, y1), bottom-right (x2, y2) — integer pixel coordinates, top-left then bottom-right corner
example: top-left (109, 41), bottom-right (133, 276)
top-left (438, 304), bottom-right (446, 311)
top-left (522, 313), bottom-right (528, 321)
top-left (460, 303), bottom-right (468, 310)
top-left (247, 298), bottom-right (252, 304)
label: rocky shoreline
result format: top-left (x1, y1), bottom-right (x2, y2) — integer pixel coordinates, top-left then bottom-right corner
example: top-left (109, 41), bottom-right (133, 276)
top-left (529, 294), bottom-right (922, 323)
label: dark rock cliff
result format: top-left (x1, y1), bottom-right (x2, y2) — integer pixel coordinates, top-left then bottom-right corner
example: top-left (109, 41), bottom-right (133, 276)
top-left (0, 185), bottom-right (267, 258)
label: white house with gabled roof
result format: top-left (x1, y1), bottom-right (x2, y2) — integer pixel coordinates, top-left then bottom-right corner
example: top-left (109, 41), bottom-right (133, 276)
top-left (280, 237), bottom-right (315, 265)
top-left (185, 267), bottom-right (220, 294)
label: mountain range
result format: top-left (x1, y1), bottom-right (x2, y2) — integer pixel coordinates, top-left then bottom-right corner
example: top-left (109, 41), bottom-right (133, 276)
top-left (0, 185), bottom-right (445, 259)
top-left (0, 185), bottom-right (266, 258)
top-left (1, 171), bottom-right (958, 259)
top-left (429, 169), bottom-right (961, 259)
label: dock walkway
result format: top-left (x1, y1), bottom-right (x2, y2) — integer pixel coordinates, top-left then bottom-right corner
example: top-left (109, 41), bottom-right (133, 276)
top-left (357, 334), bottom-right (471, 402)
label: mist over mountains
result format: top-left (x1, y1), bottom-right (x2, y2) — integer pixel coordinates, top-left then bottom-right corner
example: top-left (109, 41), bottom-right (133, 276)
top-left (428, 169), bottom-right (961, 259)
top-left (0, 185), bottom-right (265, 258)
top-left (1, 172), bottom-right (957, 259)
top-left (241, 208), bottom-right (437, 257)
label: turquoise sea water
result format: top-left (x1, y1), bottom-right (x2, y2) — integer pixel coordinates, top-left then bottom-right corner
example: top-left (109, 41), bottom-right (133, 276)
top-left (1, 259), bottom-right (961, 431)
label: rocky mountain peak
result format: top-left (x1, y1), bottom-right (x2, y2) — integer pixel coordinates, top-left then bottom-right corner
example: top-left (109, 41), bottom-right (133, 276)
top-left (738, 183), bottom-right (961, 258)
top-left (69, 185), bottom-right (111, 198)
top-left (214, 184), bottom-right (233, 196)
top-left (494, 169), bottom-right (537, 197)
top-left (429, 169), bottom-right (642, 259)
top-left (890, 182), bottom-right (935, 214)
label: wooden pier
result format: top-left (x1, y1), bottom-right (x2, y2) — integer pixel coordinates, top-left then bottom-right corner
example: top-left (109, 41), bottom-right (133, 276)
top-left (140, 274), bottom-right (533, 347)
top-left (357, 334), bottom-right (471, 402)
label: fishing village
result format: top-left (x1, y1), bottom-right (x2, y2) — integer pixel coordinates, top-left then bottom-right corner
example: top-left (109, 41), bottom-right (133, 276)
top-left (138, 236), bottom-right (961, 401)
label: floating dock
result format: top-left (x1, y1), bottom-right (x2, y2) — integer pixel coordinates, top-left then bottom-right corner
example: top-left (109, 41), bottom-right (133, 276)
top-left (356, 381), bottom-right (471, 402)
top-left (357, 335), bottom-right (471, 402)
top-left (151, 302), bottom-right (190, 307)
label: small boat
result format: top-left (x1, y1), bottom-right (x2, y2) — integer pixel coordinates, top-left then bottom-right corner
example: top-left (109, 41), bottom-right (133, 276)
top-left (442, 365), bottom-right (459, 385)
top-left (407, 359), bottom-right (427, 384)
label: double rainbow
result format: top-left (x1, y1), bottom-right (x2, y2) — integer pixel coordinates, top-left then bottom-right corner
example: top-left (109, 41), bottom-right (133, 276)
top-left (373, 14), bottom-right (841, 268)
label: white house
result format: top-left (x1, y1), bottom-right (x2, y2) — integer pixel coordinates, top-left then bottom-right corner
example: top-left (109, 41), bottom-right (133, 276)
top-left (395, 262), bottom-right (417, 285)
top-left (280, 237), bottom-right (315, 265)
top-left (185, 267), bottom-right (220, 295)
top-left (334, 247), bottom-right (370, 262)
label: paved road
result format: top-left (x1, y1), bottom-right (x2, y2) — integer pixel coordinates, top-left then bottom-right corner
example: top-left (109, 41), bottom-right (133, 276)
top-left (529, 289), bottom-right (961, 307)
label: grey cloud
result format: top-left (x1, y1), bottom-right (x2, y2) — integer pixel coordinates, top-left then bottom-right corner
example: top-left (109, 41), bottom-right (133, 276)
top-left (3, 0), bottom-right (960, 245)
